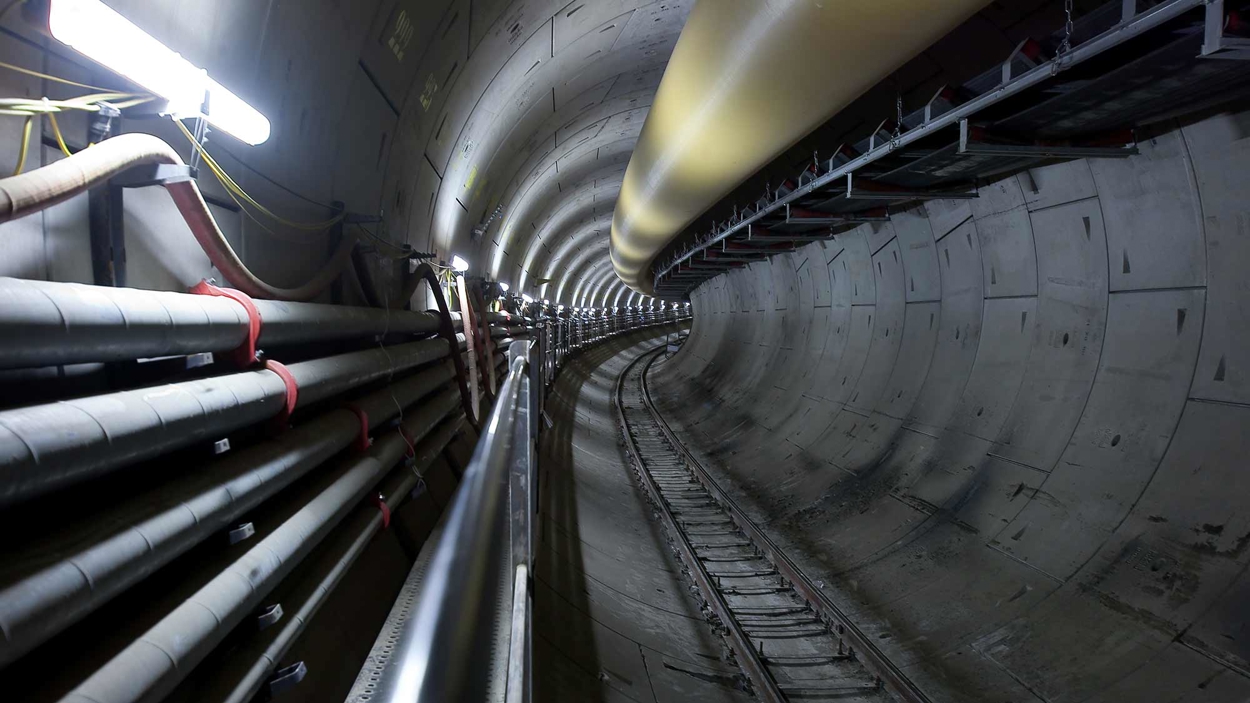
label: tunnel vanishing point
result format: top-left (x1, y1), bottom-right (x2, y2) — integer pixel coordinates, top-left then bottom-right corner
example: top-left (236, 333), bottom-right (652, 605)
top-left (0, 1), bottom-right (1249, 702)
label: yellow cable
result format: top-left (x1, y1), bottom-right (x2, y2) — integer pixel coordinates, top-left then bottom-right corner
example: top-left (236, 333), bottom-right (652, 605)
top-left (219, 177), bottom-right (283, 237)
top-left (0, 94), bottom-right (152, 118)
top-left (0, 53), bottom-right (343, 235)
top-left (354, 223), bottom-right (412, 260)
top-left (12, 115), bottom-right (30, 175)
top-left (0, 60), bottom-right (120, 93)
top-left (175, 118), bottom-right (344, 231)
top-left (47, 113), bottom-right (71, 157)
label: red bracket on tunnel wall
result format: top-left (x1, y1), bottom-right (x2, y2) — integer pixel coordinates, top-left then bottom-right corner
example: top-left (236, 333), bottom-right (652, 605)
top-left (371, 492), bottom-right (391, 529)
top-left (343, 403), bottom-right (372, 452)
top-left (190, 279), bottom-right (262, 367)
top-left (263, 360), bottom-right (298, 433)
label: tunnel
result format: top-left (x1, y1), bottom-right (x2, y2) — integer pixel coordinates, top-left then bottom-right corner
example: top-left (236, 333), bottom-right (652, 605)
top-left (0, 0), bottom-right (1248, 702)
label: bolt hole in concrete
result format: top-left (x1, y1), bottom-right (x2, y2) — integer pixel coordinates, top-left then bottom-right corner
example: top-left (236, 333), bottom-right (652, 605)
top-left (1111, 434), bottom-right (1121, 447)
top-left (1063, 332), bottom-right (1070, 346)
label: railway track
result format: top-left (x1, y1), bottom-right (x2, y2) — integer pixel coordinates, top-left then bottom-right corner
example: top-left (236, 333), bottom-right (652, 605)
top-left (615, 347), bottom-right (928, 703)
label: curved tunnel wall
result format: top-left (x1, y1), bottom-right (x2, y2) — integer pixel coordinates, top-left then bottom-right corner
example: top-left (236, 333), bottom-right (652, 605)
top-left (650, 112), bottom-right (1250, 702)
top-left (0, 0), bottom-right (689, 311)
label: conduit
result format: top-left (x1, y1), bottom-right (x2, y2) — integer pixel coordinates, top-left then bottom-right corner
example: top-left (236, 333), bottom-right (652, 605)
top-left (168, 429), bottom-right (461, 703)
top-left (0, 133), bottom-right (354, 301)
top-left (610, 0), bottom-right (988, 293)
top-left (0, 338), bottom-right (448, 506)
top-left (0, 362), bottom-right (455, 668)
top-left (412, 262), bottom-right (481, 431)
top-left (0, 277), bottom-right (442, 369)
top-left (60, 391), bottom-right (465, 703)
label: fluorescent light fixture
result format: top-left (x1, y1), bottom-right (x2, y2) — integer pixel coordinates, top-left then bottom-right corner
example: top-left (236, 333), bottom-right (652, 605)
top-left (451, 255), bottom-right (469, 272)
top-left (543, 299), bottom-right (550, 305)
top-left (499, 282), bottom-right (509, 292)
top-left (521, 293), bottom-right (533, 303)
top-left (48, 0), bottom-right (271, 145)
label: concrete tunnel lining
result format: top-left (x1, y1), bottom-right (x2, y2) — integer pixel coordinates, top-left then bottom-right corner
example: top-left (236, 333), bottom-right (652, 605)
top-left (0, 0), bottom-right (1247, 701)
top-left (645, 119), bottom-right (1250, 701)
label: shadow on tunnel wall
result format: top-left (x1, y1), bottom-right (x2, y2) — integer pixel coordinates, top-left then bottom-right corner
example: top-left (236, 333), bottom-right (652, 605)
top-left (534, 326), bottom-right (689, 701)
top-left (648, 109), bottom-right (1250, 703)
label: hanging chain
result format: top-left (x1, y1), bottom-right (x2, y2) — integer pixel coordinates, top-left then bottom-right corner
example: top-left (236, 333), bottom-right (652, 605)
top-left (1053, 0), bottom-right (1075, 75)
top-left (892, 92), bottom-right (903, 145)
top-left (1063, 0), bottom-right (1075, 52)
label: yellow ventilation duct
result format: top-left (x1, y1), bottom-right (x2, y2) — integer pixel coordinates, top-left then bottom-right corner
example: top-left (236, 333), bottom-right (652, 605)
top-left (611, 0), bottom-right (989, 294)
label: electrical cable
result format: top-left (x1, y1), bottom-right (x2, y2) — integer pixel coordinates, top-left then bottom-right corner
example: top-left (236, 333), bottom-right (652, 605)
top-left (0, 64), bottom-right (339, 239)
top-left (174, 118), bottom-right (345, 232)
top-left (353, 222), bottom-right (412, 260)
top-left (11, 113), bottom-right (28, 175)
top-left (0, 92), bottom-right (149, 116)
top-left (0, 59), bottom-right (119, 92)
top-left (0, 57), bottom-right (359, 300)
top-left (0, 61), bottom-right (408, 300)
top-left (46, 112), bottom-right (71, 157)
top-left (207, 138), bottom-right (339, 213)
top-left (0, 132), bottom-right (356, 300)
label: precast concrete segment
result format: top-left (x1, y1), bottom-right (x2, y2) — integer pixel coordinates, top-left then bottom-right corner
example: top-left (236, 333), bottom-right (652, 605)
top-left (647, 116), bottom-right (1250, 702)
top-left (389, 0), bottom-right (691, 285)
top-left (610, 0), bottom-right (989, 293)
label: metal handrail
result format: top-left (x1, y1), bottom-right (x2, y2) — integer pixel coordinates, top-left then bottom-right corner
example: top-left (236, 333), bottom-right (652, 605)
top-left (365, 307), bottom-right (692, 703)
top-left (370, 342), bottom-right (535, 703)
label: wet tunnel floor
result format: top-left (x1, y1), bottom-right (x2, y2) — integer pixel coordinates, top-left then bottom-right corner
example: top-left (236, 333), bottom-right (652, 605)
top-left (534, 327), bottom-right (750, 703)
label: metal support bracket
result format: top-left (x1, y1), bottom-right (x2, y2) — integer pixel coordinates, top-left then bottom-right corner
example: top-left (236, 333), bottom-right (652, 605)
top-left (1202, 0), bottom-right (1250, 59)
top-left (89, 163), bottom-right (201, 287)
top-left (1002, 38), bottom-right (1040, 84)
top-left (110, 163), bottom-right (198, 188)
top-left (923, 85), bottom-right (951, 125)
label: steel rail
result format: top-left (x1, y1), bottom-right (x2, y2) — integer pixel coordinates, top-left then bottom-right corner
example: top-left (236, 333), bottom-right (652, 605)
top-left (638, 352), bottom-right (932, 703)
top-left (615, 347), bottom-right (786, 702)
top-left (654, 0), bottom-right (1206, 289)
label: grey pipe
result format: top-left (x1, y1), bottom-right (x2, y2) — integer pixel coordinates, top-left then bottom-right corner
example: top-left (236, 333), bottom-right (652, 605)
top-left (0, 362), bottom-right (454, 668)
top-left (0, 338), bottom-right (447, 507)
top-left (166, 422), bottom-right (463, 703)
top-left (59, 390), bottom-right (464, 703)
top-left (0, 277), bottom-right (442, 370)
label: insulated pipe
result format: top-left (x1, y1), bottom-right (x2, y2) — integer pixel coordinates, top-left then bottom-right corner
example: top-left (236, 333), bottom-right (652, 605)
top-left (0, 362), bottom-right (455, 668)
top-left (610, 0), bottom-right (989, 293)
top-left (0, 133), bottom-right (354, 301)
top-left (60, 394), bottom-right (464, 703)
top-left (0, 338), bottom-right (448, 507)
top-left (171, 442), bottom-right (461, 703)
top-left (0, 277), bottom-right (442, 369)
